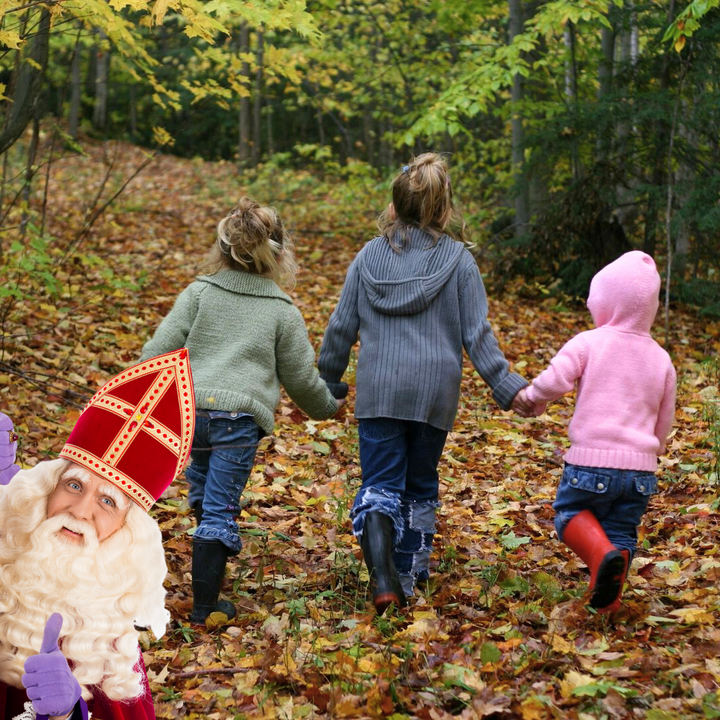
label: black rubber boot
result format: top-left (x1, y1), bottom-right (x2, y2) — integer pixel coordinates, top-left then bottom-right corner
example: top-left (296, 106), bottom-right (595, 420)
top-left (360, 512), bottom-right (406, 614)
top-left (191, 502), bottom-right (203, 526)
top-left (190, 538), bottom-right (237, 624)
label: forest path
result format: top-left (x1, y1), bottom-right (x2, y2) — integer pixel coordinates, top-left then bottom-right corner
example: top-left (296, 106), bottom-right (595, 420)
top-left (2, 143), bottom-right (718, 719)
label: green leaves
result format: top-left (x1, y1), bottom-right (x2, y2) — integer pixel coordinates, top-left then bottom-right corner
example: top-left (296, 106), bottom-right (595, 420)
top-left (663, 0), bottom-right (719, 51)
top-left (499, 531), bottom-right (531, 550)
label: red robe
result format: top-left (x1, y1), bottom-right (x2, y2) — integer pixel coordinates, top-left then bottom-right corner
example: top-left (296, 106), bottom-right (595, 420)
top-left (0, 652), bottom-right (154, 720)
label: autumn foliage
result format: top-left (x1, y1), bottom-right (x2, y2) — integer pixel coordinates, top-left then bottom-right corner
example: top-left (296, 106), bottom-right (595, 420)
top-left (1, 144), bottom-right (719, 719)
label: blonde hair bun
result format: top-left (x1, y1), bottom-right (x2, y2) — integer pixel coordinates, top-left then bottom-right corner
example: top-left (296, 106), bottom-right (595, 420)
top-left (205, 197), bottom-right (297, 287)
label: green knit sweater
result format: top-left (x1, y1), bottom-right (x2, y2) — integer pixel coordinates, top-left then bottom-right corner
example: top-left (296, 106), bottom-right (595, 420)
top-left (140, 270), bottom-right (338, 434)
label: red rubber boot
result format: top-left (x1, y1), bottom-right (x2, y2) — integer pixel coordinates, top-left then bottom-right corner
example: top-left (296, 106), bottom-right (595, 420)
top-left (599, 549), bottom-right (630, 614)
top-left (562, 510), bottom-right (626, 609)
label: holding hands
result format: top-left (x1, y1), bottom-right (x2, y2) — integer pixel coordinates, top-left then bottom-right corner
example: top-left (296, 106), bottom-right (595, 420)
top-left (22, 613), bottom-right (82, 720)
top-left (511, 387), bottom-right (546, 418)
top-left (0, 412), bottom-right (20, 486)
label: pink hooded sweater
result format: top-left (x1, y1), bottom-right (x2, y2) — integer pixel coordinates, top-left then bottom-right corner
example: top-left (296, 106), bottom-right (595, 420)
top-left (526, 251), bottom-right (676, 472)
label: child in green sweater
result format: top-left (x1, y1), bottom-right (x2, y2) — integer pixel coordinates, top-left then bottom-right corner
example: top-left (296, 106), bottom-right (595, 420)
top-left (141, 197), bottom-right (342, 624)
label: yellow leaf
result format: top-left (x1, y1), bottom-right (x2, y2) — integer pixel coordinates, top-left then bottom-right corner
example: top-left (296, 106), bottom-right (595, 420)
top-left (675, 35), bottom-right (686, 52)
top-left (0, 30), bottom-right (22, 49)
top-left (146, 663), bottom-right (169, 684)
top-left (559, 670), bottom-right (596, 699)
top-left (357, 655), bottom-right (382, 673)
top-left (401, 617), bottom-right (449, 642)
top-left (152, 126), bottom-right (174, 147)
top-left (205, 610), bottom-right (230, 629)
top-left (520, 698), bottom-right (551, 720)
top-left (442, 663), bottom-right (485, 692)
top-left (152, 0), bottom-right (172, 24)
top-left (234, 669), bottom-right (259, 694)
top-left (668, 606), bottom-right (715, 624)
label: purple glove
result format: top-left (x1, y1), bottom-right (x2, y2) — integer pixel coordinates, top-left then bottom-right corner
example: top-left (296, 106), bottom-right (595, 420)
top-left (22, 613), bottom-right (81, 719)
top-left (0, 412), bottom-right (20, 485)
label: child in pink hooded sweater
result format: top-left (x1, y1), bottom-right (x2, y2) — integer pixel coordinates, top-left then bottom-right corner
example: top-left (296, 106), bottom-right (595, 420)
top-left (517, 251), bottom-right (676, 611)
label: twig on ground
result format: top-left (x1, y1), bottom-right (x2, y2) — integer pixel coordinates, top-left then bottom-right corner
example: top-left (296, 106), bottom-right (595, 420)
top-left (169, 667), bottom-right (255, 679)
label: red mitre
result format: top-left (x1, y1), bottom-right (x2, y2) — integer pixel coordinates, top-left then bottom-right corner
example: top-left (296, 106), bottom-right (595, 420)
top-left (60, 349), bottom-right (195, 511)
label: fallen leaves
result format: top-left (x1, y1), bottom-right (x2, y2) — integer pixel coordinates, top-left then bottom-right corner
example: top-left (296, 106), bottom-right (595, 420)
top-left (2, 141), bottom-right (719, 719)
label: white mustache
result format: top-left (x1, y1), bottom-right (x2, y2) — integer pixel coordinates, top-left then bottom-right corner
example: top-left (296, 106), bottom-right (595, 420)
top-left (45, 513), bottom-right (99, 542)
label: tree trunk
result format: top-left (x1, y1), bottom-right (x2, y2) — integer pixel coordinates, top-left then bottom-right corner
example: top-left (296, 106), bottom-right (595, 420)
top-left (363, 111), bottom-right (375, 166)
top-left (508, 0), bottom-right (530, 237)
top-left (0, 9), bottom-right (51, 156)
top-left (673, 103), bottom-right (693, 279)
top-left (20, 117), bottom-right (40, 239)
top-left (379, 117), bottom-right (394, 168)
top-left (615, 2), bottom-right (638, 230)
top-left (266, 101), bottom-right (274, 156)
top-left (238, 23), bottom-right (251, 169)
top-left (92, 33), bottom-right (110, 131)
top-left (643, 0), bottom-right (676, 257)
top-left (68, 38), bottom-right (82, 140)
top-left (0, 151), bottom-right (9, 258)
top-left (564, 22), bottom-right (581, 180)
top-left (252, 29), bottom-right (264, 166)
top-left (596, 6), bottom-right (616, 160)
top-left (129, 85), bottom-right (137, 141)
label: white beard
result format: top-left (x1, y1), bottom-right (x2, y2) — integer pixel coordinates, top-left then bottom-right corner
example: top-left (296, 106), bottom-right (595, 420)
top-left (0, 460), bottom-right (169, 702)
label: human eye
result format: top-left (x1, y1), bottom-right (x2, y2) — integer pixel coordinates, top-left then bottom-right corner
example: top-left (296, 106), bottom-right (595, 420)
top-left (101, 496), bottom-right (117, 509)
top-left (65, 479), bottom-right (82, 491)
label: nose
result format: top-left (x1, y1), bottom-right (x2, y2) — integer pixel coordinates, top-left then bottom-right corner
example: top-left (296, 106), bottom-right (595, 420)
top-left (69, 492), bottom-right (94, 521)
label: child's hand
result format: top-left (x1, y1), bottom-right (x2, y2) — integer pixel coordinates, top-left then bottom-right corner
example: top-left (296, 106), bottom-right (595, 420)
top-left (333, 398), bottom-right (347, 416)
top-left (511, 388), bottom-right (537, 417)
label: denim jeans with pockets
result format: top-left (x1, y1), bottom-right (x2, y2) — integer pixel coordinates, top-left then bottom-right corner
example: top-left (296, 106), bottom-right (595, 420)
top-left (553, 462), bottom-right (658, 558)
top-left (186, 410), bottom-right (263, 554)
top-left (351, 417), bottom-right (447, 595)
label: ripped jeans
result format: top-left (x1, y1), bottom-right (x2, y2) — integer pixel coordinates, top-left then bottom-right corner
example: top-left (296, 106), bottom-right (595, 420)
top-left (352, 418), bottom-right (447, 595)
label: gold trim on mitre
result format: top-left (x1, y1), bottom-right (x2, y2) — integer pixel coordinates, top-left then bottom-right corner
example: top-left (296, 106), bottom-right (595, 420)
top-left (59, 349), bottom-right (195, 510)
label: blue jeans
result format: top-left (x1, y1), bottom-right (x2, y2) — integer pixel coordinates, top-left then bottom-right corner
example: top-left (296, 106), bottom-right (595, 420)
top-left (186, 411), bottom-right (263, 553)
top-left (352, 418), bottom-right (448, 594)
top-left (553, 463), bottom-right (658, 557)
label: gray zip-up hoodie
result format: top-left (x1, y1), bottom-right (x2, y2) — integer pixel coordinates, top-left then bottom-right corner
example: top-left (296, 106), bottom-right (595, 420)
top-left (318, 228), bottom-right (527, 431)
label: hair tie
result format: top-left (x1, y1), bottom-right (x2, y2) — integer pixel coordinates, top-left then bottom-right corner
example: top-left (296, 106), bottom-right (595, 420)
top-left (402, 165), bottom-right (410, 173)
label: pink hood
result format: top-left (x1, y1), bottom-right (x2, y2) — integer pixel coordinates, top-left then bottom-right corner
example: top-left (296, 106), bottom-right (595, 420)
top-left (586, 251), bottom-right (660, 334)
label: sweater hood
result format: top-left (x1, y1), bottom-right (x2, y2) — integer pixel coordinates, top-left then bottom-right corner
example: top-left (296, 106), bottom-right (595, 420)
top-left (358, 229), bottom-right (465, 315)
top-left (197, 269), bottom-right (292, 303)
top-left (587, 251), bottom-right (660, 333)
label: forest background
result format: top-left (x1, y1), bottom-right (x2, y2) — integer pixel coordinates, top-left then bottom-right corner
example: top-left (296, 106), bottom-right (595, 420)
top-left (1, 0), bottom-right (720, 719)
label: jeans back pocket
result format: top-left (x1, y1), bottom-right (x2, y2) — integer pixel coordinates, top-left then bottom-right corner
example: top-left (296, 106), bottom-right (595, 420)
top-left (633, 474), bottom-right (658, 496)
top-left (564, 468), bottom-right (612, 494)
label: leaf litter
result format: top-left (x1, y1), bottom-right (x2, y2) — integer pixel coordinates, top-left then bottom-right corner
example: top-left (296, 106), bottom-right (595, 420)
top-left (1, 141), bottom-right (719, 719)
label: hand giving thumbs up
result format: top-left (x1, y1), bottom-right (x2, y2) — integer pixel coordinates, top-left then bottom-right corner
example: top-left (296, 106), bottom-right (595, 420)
top-left (22, 613), bottom-right (82, 719)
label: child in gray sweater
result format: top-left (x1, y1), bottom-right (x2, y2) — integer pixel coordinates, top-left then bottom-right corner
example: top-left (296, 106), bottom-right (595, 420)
top-left (141, 197), bottom-right (341, 625)
top-left (319, 153), bottom-right (531, 613)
